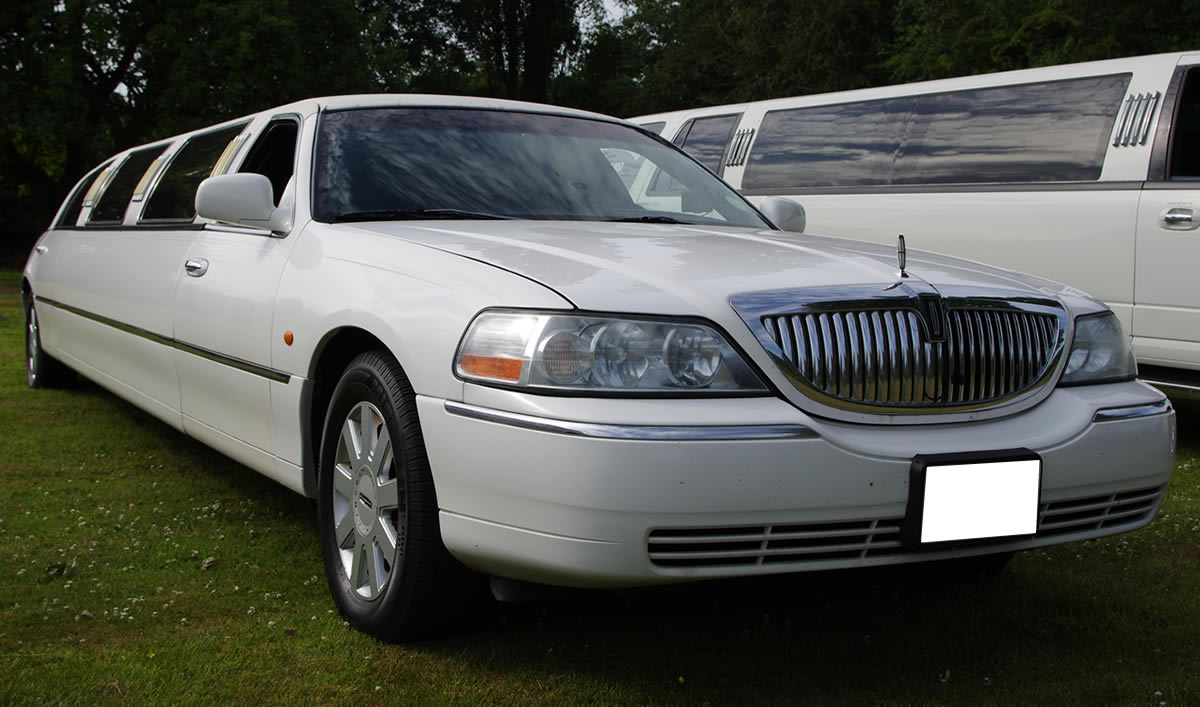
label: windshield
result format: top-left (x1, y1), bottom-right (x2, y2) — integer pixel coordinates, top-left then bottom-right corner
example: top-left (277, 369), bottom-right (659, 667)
top-left (312, 107), bottom-right (770, 228)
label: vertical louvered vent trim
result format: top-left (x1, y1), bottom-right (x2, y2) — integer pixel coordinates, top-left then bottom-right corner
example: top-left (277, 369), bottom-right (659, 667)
top-left (761, 308), bottom-right (1060, 408)
top-left (1113, 92), bottom-right (1161, 147)
top-left (725, 128), bottom-right (756, 167)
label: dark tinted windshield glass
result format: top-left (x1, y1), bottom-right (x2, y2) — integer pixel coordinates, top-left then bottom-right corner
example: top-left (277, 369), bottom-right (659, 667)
top-left (143, 123), bottom-right (247, 221)
top-left (678, 114), bottom-right (740, 174)
top-left (313, 108), bottom-right (767, 227)
top-left (89, 146), bottom-right (166, 224)
top-left (744, 74), bottom-right (1129, 189)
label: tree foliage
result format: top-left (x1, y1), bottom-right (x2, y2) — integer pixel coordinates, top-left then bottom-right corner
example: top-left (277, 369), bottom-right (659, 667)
top-left (3, 0), bottom-right (1200, 260)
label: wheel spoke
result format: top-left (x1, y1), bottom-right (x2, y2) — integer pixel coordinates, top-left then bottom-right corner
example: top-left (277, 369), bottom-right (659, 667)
top-left (349, 538), bottom-right (365, 589)
top-left (376, 478), bottom-right (399, 511)
top-left (374, 525), bottom-right (398, 561)
top-left (334, 512), bottom-right (356, 549)
top-left (341, 418), bottom-right (361, 465)
top-left (369, 424), bottom-right (392, 478)
top-left (333, 464), bottom-right (355, 499)
top-left (363, 542), bottom-right (379, 595)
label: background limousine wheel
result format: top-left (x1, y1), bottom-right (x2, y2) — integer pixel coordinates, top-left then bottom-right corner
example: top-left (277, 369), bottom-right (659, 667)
top-left (318, 350), bottom-right (467, 641)
top-left (24, 298), bottom-right (73, 389)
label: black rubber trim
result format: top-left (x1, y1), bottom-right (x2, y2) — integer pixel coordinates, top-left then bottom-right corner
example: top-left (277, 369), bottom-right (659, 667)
top-left (36, 296), bottom-right (292, 384)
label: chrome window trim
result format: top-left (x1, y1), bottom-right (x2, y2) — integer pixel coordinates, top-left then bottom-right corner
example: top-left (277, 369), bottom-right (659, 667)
top-left (444, 401), bottom-right (817, 441)
top-left (1092, 399), bottom-right (1172, 422)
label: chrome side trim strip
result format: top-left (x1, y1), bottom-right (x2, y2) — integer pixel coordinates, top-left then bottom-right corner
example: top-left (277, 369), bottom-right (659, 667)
top-left (1092, 399), bottom-right (1172, 422)
top-left (444, 401), bottom-right (818, 441)
top-left (36, 296), bottom-right (291, 384)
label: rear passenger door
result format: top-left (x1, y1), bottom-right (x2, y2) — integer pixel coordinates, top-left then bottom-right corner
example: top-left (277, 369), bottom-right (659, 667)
top-left (173, 115), bottom-right (303, 465)
top-left (35, 141), bottom-right (195, 428)
top-left (1135, 58), bottom-right (1200, 370)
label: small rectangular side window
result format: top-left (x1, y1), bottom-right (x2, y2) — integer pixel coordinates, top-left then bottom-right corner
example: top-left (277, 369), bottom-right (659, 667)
top-left (141, 122), bottom-right (249, 222)
top-left (88, 146), bottom-right (168, 225)
top-left (638, 121), bottom-right (667, 136)
top-left (238, 118), bottom-right (299, 205)
top-left (55, 161), bottom-right (112, 228)
top-left (677, 113), bottom-right (742, 175)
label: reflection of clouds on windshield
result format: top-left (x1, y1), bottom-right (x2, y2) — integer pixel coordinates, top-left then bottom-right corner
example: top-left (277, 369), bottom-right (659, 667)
top-left (312, 109), bottom-right (767, 227)
top-left (744, 74), bottom-right (1128, 189)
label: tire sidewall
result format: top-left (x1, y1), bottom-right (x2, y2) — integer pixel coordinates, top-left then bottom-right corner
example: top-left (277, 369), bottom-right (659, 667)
top-left (25, 299), bottom-right (40, 388)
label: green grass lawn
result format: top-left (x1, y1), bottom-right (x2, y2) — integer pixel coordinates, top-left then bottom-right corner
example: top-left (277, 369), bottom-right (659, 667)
top-left (1, 274), bottom-right (1198, 704)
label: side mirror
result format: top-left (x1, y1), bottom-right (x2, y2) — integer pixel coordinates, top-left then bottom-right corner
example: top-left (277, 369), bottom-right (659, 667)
top-left (758, 196), bottom-right (806, 233)
top-left (196, 173), bottom-right (284, 233)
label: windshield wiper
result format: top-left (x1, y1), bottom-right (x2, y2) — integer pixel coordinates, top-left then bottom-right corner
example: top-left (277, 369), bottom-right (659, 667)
top-left (607, 215), bottom-right (689, 224)
top-left (333, 208), bottom-right (513, 223)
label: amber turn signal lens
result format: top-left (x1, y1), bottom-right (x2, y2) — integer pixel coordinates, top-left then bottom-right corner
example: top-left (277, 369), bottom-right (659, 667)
top-left (459, 354), bottom-right (523, 382)
top-left (283, 330), bottom-right (294, 346)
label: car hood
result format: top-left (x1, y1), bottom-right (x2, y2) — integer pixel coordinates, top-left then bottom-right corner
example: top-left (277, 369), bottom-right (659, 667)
top-left (338, 220), bottom-right (1098, 316)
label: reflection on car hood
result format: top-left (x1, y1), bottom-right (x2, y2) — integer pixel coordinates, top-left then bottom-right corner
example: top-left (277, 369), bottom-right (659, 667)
top-left (337, 220), bottom-right (1097, 316)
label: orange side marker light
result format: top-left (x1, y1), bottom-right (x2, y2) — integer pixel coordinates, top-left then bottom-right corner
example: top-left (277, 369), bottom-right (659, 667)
top-left (283, 330), bottom-right (294, 346)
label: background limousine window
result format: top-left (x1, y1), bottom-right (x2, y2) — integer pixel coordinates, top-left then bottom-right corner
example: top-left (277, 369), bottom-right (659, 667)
top-left (141, 123), bottom-right (247, 221)
top-left (672, 113), bottom-right (741, 174)
top-left (743, 74), bottom-right (1130, 189)
top-left (88, 146), bottom-right (167, 225)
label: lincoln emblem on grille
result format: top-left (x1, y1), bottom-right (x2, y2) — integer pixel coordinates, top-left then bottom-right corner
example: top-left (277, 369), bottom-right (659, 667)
top-left (897, 234), bottom-right (908, 279)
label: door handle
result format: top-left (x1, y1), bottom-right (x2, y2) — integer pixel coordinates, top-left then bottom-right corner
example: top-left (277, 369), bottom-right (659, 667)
top-left (1161, 207), bottom-right (1198, 229)
top-left (34, 245), bottom-right (47, 255)
top-left (184, 258), bottom-right (209, 277)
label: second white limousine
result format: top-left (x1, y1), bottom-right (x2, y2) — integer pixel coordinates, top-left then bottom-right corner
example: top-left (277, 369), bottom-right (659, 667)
top-left (633, 51), bottom-right (1200, 398)
top-left (24, 95), bottom-right (1175, 640)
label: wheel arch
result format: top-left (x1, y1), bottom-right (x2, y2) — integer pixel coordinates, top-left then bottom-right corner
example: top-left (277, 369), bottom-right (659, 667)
top-left (301, 325), bottom-right (394, 499)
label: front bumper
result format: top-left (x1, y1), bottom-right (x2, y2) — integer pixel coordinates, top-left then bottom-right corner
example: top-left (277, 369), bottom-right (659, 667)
top-left (418, 381), bottom-right (1175, 588)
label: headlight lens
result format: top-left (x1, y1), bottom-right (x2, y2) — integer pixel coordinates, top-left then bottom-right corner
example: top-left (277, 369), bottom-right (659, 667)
top-left (456, 311), bottom-right (767, 393)
top-left (1059, 312), bottom-right (1136, 385)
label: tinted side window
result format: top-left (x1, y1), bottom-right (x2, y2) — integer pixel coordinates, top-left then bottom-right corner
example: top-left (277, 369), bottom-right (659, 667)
top-left (744, 74), bottom-right (1129, 189)
top-left (678, 114), bottom-right (740, 173)
top-left (745, 97), bottom-right (915, 188)
top-left (142, 123), bottom-right (247, 221)
top-left (56, 161), bottom-right (111, 228)
top-left (1169, 68), bottom-right (1200, 179)
top-left (239, 119), bottom-right (298, 205)
top-left (896, 74), bottom-right (1128, 184)
top-left (89, 146), bottom-right (167, 224)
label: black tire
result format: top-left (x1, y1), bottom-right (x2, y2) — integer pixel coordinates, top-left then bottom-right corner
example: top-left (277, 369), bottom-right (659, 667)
top-left (317, 350), bottom-right (474, 641)
top-left (24, 296), bottom-right (74, 389)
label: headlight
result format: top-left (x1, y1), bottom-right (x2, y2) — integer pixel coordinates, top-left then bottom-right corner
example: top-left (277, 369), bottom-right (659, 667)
top-left (1059, 312), bottom-right (1136, 385)
top-left (455, 310), bottom-right (768, 393)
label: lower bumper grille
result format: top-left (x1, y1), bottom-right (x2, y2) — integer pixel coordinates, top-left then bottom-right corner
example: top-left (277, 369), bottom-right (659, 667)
top-left (647, 486), bottom-right (1165, 569)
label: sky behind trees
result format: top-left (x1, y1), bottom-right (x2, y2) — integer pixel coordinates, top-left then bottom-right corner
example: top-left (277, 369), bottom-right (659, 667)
top-left (2, 0), bottom-right (1198, 258)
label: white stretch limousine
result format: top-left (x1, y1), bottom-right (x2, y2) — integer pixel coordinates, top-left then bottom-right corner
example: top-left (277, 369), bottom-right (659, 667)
top-left (633, 51), bottom-right (1200, 397)
top-left (24, 95), bottom-right (1175, 640)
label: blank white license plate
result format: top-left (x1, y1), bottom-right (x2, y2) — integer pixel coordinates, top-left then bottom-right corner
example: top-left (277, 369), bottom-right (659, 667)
top-left (921, 459), bottom-right (1041, 543)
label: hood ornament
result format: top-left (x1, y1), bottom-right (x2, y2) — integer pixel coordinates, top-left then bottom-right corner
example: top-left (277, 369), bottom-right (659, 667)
top-left (897, 234), bottom-right (908, 279)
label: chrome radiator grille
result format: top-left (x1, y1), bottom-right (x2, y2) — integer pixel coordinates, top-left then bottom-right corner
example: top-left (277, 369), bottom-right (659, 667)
top-left (761, 308), bottom-right (1060, 407)
top-left (731, 287), bottom-right (1068, 412)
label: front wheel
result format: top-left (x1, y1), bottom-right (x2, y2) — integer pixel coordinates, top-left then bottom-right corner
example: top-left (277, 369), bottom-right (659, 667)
top-left (317, 350), bottom-right (473, 640)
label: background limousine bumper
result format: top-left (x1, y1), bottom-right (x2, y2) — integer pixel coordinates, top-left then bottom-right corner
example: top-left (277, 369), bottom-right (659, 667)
top-left (417, 381), bottom-right (1175, 588)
